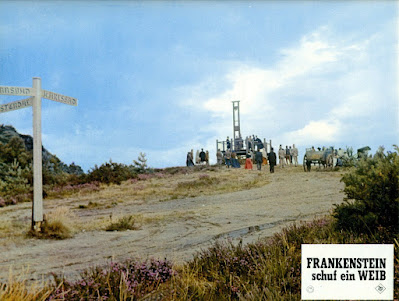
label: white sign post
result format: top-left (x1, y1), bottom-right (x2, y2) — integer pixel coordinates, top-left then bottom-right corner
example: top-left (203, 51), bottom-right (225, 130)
top-left (0, 77), bottom-right (77, 231)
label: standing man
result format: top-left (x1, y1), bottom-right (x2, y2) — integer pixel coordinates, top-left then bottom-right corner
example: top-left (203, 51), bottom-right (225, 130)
top-left (226, 136), bottom-right (231, 150)
top-left (292, 144), bottom-right (299, 166)
top-left (278, 145), bottom-right (286, 168)
top-left (225, 148), bottom-right (232, 168)
top-left (255, 149), bottom-right (263, 170)
top-left (195, 150), bottom-right (200, 165)
top-left (216, 149), bottom-right (223, 166)
top-left (268, 147), bottom-right (277, 173)
top-left (199, 148), bottom-right (206, 165)
top-left (285, 146), bottom-right (291, 166)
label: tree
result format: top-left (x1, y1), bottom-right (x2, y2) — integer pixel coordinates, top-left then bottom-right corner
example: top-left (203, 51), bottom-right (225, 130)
top-left (0, 136), bottom-right (31, 167)
top-left (133, 152), bottom-right (148, 173)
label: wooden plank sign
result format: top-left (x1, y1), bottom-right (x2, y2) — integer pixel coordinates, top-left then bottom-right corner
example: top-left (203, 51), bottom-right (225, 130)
top-left (0, 97), bottom-right (33, 113)
top-left (0, 85), bottom-right (34, 96)
top-left (42, 90), bottom-right (78, 106)
top-left (0, 78), bottom-right (77, 231)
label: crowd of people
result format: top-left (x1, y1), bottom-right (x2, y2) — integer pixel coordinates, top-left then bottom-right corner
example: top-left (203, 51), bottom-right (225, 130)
top-left (277, 144), bottom-right (299, 168)
top-left (186, 149), bottom-right (210, 166)
top-left (187, 143), bottom-right (299, 174)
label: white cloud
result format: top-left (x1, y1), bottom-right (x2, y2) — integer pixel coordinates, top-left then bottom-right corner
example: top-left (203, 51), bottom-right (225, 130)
top-left (281, 119), bottom-right (342, 146)
top-left (277, 29), bottom-right (341, 79)
top-left (178, 23), bottom-right (396, 153)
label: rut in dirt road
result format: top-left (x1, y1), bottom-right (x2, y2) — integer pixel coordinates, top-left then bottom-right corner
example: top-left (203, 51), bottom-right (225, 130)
top-left (0, 168), bottom-right (345, 282)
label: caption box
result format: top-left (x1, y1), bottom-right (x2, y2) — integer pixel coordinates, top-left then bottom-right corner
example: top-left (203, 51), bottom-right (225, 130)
top-left (301, 244), bottom-right (393, 300)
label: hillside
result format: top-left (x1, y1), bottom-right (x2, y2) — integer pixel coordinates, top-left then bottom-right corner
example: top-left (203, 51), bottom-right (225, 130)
top-left (0, 124), bottom-right (83, 175)
top-left (0, 165), bottom-right (345, 283)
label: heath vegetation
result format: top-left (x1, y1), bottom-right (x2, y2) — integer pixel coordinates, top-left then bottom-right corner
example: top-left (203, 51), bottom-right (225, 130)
top-left (0, 145), bottom-right (398, 300)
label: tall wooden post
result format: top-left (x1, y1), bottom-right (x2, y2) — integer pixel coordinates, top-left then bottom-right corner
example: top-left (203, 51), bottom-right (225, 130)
top-left (32, 77), bottom-right (43, 230)
top-left (0, 77), bottom-right (77, 232)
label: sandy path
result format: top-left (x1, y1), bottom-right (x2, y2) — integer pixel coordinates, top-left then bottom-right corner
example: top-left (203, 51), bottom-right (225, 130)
top-left (0, 168), bottom-right (345, 282)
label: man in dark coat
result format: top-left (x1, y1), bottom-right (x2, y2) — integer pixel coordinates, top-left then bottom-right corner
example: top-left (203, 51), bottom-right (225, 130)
top-left (199, 148), bottom-right (206, 164)
top-left (255, 136), bottom-right (264, 150)
top-left (267, 147), bottom-right (277, 173)
top-left (255, 150), bottom-right (263, 170)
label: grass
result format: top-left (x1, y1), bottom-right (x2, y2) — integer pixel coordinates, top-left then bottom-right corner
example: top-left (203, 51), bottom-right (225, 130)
top-left (2, 215), bottom-right (398, 300)
top-left (77, 201), bottom-right (100, 209)
top-left (105, 215), bottom-right (139, 231)
top-left (156, 216), bottom-right (399, 300)
top-left (27, 207), bottom-right (73, 240)
top-left (0, 268), bottom-right (52, 301)
top-left (76, 166), bottom-right (271, 204)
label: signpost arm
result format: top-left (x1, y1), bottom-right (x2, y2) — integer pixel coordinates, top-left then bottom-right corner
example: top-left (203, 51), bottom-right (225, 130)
top-left (32, 77), bottom-right (43, 230)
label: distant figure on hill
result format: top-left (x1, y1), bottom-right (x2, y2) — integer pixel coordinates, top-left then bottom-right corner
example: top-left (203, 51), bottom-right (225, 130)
top-left (246, 136), bottom-right (252, 150)
top-left (278, 145), bottom-right (285, 168)
top-left (285, 146), bottom-right (291, 166)
top-left (199, 149), bottom-right (206, 165)
top-left (231, 150), bottom-right (240, 168)
top-left (195, 150), bottom-right (200, 164)
top-left (292, 144), bottom-right (298, 166)
top-left (216, 149), bottom-right (223, 166)
top-left (224, 148), bottom-right (232, 168)
top-left (186, 152), bottom-right (194, 167)
top-left (245, 152), bottom-right (253, 170)
top-left (255, 150), bottom-right (263, 170)
top-left (268, 147), bottom-right (277, 173)
top-left (205, 150), bottom-right (209, 166)
top-left (255, 136), bottom-right (263, 150)
top-left (261, 149), bottom-right (268, 165)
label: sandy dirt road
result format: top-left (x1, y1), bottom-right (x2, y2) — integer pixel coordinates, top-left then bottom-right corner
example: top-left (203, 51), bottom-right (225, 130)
top-left (0, 167), bottom-right (345, 282)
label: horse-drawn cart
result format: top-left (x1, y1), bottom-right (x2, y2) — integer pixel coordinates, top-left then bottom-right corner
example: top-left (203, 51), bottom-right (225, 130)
top-left (303, 147), bottom-right (335, 172)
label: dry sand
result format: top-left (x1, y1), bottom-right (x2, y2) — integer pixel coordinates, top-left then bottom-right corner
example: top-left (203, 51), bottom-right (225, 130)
top-left (0, 166), bottom-right (345, 283)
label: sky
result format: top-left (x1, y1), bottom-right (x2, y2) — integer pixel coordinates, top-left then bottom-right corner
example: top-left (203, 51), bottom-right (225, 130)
top-left (0, 0), bottom-right (398, 172)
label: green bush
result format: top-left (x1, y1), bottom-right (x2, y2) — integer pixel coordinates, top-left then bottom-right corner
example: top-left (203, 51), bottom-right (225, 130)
top-left (333, 146), bottom-right (399, 236)
top-left (0, 160), bottom-right (31, 197)
top-left (87, 160), bottom-right (136, 185)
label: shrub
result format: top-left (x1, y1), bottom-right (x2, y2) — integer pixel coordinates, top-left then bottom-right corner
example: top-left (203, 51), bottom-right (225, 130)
top-left (333, 146), bottom-right (399, 236)
top-left (48, 181), bottom-right (101, 198)
top-left (106, 215), bottom-right (138, 231)
top-left (27, 207), bottom-right (73, 240)
top-left (27, 220), bottom-right (72, 240)
top-left (87, 160), bottom-right (136, 185)
top-left (48, 258), bottom-right (176, 300)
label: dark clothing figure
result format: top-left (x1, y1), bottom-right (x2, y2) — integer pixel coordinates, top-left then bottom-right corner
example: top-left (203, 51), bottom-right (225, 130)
top-left (231, 151), bottom-right (240, 168)
top-left (268, 150), bottom-right (277, 173)
top-left (199, 150), bottom-right (206, 164)
top-left (255, 138), bottom-right (264, 150)
top-left (186, 152), bottom-right (194, 167)
top-left (255, 151), bottom-right (263, 170)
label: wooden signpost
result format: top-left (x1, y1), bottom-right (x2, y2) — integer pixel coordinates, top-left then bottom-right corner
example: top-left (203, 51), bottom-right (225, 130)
top-left (0, 77), bottom-right (77, 231)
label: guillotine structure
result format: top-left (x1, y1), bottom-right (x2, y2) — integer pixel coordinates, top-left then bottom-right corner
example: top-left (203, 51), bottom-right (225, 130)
top-left (232, 100), bottom-right (241, 145)
top-left (216, 100), bottom-right (272, 157)
top-left (0, 77), bottom-right (78, 231)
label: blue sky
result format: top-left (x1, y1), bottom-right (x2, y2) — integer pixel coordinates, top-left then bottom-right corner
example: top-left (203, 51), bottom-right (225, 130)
top-left (0, 1), bottom-right (397, 172)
